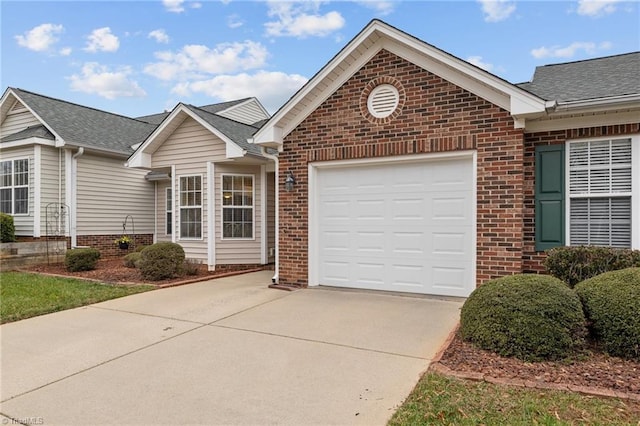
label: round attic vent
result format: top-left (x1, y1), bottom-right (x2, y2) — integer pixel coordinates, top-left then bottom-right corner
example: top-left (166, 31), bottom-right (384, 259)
top-left (367, 84), bottom-right (400, 118)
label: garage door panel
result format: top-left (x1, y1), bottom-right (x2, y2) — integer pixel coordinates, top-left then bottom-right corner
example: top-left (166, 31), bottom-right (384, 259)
top-left (316, 157), bottom-right (474, 296)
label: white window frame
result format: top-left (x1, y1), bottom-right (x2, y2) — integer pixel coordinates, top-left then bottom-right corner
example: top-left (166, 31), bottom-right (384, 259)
top-left (178, 174), bottom-right (203, 240)
top-left (165, 187), bottom-right (172, 236)
top-left (221, 173), bottom-right (255, 240)
top-left (0, 157), bottom-right (29, 216)
top-left (565, 135), bottom-right (639, 250)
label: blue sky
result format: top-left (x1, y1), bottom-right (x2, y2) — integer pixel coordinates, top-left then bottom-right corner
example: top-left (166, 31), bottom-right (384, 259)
top-left (1, 0), bottom-right (638, 118)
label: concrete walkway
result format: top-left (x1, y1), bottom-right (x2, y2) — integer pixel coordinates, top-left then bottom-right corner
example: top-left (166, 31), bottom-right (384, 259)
top-left (0, 271), bottom-right (462, 425)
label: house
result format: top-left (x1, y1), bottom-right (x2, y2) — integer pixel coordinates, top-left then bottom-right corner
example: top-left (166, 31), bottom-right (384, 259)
top-left (0, 88), bottom-right (157, 254)
top-left (1, 88), bottom-right (275, 266)
top-left (252, 19), bottom-right (639, 297)
top-left (126, 99), bottom-right (276, 270)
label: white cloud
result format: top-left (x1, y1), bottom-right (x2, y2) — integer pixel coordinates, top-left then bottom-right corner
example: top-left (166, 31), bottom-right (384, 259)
top-left (355, 1), bottom-right (396, 16)
top-left (144, 41), bottom-right (268, 81)
top-left (149, 29), bottom-right (170, 44)
top-left (576, 0), bottom-right (621, 17)
top-left (68, 62), bottom-right (146, 99)
top-left (531, 41), bottom-right (612, 59)
top-left (163, 0), bottom-right (185, 13)
top-left (85, 27), bottom-right (119, 53)
top-left (227, 14), bottom-right (244, 29)
top-left (59, 47), bottom-right (72, 56)
top-left (265, 1), bottom-right (345, 38)
top-left (163, 0), bottom-right (201, 13)
top-left (466, 55), bottom-right (494, 72)
top-left (171, 71), bottom-right (307, 113)
top-left (477, 0), bottom-right (516, 22)
top-left (15, 23), bottom-right (64, 52)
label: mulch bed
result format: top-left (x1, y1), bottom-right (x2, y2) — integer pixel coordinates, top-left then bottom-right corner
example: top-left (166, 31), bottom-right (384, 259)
top-left (22, 258), bottom-right (270, 287)
top-left (433, 330), bottom-right (640, 400)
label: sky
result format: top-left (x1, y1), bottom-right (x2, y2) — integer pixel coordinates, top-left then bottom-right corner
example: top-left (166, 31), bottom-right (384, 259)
top-left (1, 0), bottom-right (639, 118)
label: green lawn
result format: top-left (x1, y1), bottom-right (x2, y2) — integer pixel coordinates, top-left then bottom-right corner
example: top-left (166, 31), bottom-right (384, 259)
top-left (0, 272), bottom-right (153, 324)
top-left (389, 372), bottom-right (640, 425)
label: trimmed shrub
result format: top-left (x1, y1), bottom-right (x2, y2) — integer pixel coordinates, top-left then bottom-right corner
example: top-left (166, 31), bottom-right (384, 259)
top-left (545, 246), bottom-right (640, 288)
top-left (181, 258), bottom-right (201, 276)
top-left (460, 274), bottom-right (586, 362)
top-left (138, 242), bottom-right (185, 280)
top-left (575, 268), bottom-right (640, 360)
top-left (134, 244), bottom-right (147, 253)
top-left (0, 213), bottom-right (16, 243)
top-left (123, 252), bottom-right (142, 268)
top-left (65, 248), bottom-right (101, 272)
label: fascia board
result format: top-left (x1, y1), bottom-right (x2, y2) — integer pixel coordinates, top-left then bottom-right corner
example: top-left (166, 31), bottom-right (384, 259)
top-left (0, 137), bottom-right (56, 149)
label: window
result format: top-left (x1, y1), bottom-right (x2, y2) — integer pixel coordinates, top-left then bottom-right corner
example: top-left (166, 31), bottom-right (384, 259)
top-left (222, 175), bottom-right (253, 239)
top-left (179, 176), bottom-right (202, 239)
top-left (0, 158), bottom-right (29, 215)
top-left (568, 138), bottom-right (632, 248)
top-left (165, 187), bottom-right (172, 235)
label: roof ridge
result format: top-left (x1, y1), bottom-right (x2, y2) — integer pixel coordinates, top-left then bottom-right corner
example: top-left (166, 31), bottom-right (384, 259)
top-left (535, 51), bottom-right (640, 68)
top-left (12, 87), bottom-right (151, 124)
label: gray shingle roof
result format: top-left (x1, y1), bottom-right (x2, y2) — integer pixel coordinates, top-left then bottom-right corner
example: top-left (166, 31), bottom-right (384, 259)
top-left (136, 98), bottom-right (251, 125)
top-left (517, 52), bottom-right (640, 102)
top-left (1, 124), bottom-right (54, 143)
top-left (13, 88), bottom-right (157, 155)
top-left (185, 104), bottom-right (264, 156)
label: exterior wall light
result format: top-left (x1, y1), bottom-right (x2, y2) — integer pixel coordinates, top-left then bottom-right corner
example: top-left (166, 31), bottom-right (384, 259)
top-left (285, 171), bottom-right (296, 192)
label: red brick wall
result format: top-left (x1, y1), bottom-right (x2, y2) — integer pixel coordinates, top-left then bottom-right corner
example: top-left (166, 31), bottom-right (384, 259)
top-left (278, 49), bottom-right (525, 287)
top-left (522, 123), bottom-right (640, 273)
top-left (77, 234), bottom-right (154, 257)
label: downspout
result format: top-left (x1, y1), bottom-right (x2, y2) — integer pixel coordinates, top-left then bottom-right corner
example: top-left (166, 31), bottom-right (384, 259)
top-left (71, 147), bottom-right (84, 247)
top-left (261, 147), bottom-right (279, 284)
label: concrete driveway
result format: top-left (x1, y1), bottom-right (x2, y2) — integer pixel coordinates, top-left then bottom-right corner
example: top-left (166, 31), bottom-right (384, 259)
top-left (1, 271), bottom-right (462, 425)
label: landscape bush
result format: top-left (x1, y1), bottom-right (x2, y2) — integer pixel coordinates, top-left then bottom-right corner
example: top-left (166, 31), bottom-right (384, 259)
top-left (575, 268), bottom-right (640, 360)
top-left (544, 246), bottom-right (640, 287)
top-left (123, 252), bottom-right (142, 268)
top-left (460, 274), bottom-right (586, 362)
top-left (0, 213), bottom-right (16, 243)
top-left (65, 248), bottom-right (101, 272)
top-left (138, 242), bottom-right (185, 280)
top-left (181, 258), bottom-right (201, 276)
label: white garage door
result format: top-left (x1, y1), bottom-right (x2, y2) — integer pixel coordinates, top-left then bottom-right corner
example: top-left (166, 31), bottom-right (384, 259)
top-left (314, 156), bottom-right (474, 297)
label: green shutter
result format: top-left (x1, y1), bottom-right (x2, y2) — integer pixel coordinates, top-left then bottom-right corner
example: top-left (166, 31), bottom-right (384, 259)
top-left (535, 144), bottom-right (565, 251)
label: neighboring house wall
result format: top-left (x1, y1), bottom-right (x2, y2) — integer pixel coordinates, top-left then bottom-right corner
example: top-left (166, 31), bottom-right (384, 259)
top-left (76, 153), bottom-right (154, 237)
top-left (218, 101), bottom-right (268, 125)
top-left (522, 123), bottom-right (640, 272)
top-left (0, 146), bottom-right (35, 236)
top-left (1, 101), bottom-right (40, 134)
top-left (277, 49), bottom-right (524, 287)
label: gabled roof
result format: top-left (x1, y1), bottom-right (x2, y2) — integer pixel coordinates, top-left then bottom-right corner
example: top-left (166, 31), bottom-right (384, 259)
top-left (127, 102), bottom-right (266, 168)
top-left (252, 19), bottom-right (548, 148)
top-left (518, 52), bottom-right (640, 102)
top-left (1, 124), bottom-right (54, 143)
top-left (135, 98), bottom-right (253, 126)
top-left (2, 88), bottom-right (157, 155)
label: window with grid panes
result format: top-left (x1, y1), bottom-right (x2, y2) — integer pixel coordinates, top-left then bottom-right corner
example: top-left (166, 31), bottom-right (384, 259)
top-left (222, 175), bottom-right (253, 239)
top-left (0, 158), bottom-right (29, 215)
top-left (179, 176), bottom-right (202, 239)
top-left (568, 138), bottom-right (632, 248)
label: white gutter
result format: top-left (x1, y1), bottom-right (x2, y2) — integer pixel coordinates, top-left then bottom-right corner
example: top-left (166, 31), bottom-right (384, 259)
top-left (261, 147), bottom-right (279, 284)
top-left (553, 94), bottom-right (640, 112)
top-left (70, 147), bottom-right (84, 247)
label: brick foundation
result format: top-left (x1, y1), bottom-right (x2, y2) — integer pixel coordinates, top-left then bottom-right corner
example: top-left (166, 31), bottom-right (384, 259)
top-left (76, 234), bottom-right (154, 257)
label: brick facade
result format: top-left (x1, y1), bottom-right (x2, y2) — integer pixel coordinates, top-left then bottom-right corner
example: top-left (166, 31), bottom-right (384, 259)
top-left (278, 49), bottom-right (526, 287)
top-left (522, 123), bottom-right (640, 273)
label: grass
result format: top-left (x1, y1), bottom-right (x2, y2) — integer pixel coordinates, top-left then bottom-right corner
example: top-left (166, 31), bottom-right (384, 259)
top-left (0, 272), bottom-right (153, 324)
top-left (389, 372), bottom-right (640, 426)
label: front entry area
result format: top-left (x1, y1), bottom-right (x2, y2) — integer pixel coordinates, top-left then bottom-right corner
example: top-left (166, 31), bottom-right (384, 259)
top-left (309, 153), bottom-right (476, 297)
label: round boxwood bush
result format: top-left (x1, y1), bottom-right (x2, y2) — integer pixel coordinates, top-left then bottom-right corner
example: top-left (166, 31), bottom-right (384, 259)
top-left (575, 268), bottom-right (640, 360)
top-left (138, 242), bottom-right (185, 280)
top-left (65, 248), bottom-right (101, 272)
top-left (0, 212), bottom-right (16, 243)
top-left (460, 274), bottom-right (586, 361)
top-left (123, 252), bottom-right (142, 268)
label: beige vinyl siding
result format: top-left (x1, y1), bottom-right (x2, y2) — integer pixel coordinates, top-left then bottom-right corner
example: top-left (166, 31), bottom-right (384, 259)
top-left (156, 182), bottom-right (172, 242)
top-left (215, 164), bottom-right (262, 265)
top-left (218, 100), bottom-right (269, 125)
top-left (40, 146), bottom-right (66, 237)
top-left (155, 117), bottom-right (227, 261)
top-left (0, 146), bottom-right (34, 235)
top-left (1, 103), bottom-right (41, 137)
top-left (267, 172), bottom-right (275, 263)
top-left (76, 154), bottom-right (154, 235)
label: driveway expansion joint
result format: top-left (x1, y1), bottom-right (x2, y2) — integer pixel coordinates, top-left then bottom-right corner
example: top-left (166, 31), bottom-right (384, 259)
top-left (88, 305), bottom-right (208, 326)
